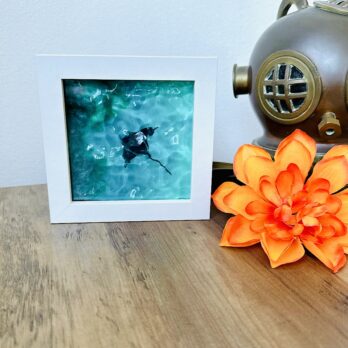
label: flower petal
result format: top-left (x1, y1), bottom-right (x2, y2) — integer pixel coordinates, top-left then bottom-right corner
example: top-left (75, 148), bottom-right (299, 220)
top-left (271, 239), bottom-right (305, 268)
top-left (260, 178), bottom-right (282, 206)
top-left (276, 170), bottom-right (293, 199)
top-left (321, 145), bottom-right (348, 162)
top-left (305, 178), bottom-right (330, 193)
top-left (317, 226), bottom-right (336, 239)
top-left (261, 233), bottom-right (294, 261)
top-left (233, 144), bottom-right (272, 184)
top-left (287, 164), bottom-right (304, 194)
top-left (261, 236), bottom-right (305, 268)
top-left (292, 224), bottom-right (304, 236)
top-left (308, 156), bottom-right (348, 194)
top-left (275, 164), bottom-right (305, 200)
top-left (297, 203), bottom-right (328, 220)
top-left (274, 205), bottom-right (293, 224)
top-left (336, 192), bottom-right (348, 224)
top-left (223, 186), bottom-right (262, 220)
top-left (302, 216), bottom-right (320, 227)
top-left (302, 239), bottom-right (346, 273)
top-left (245, 200), bottom-right (275, 216)
top-left (308, 189), bottom-right (329, 205)
top-left (301, 226), bottom-right (322, 243)
top-left (292, 191), bottom-right (309, 213)
top-left (335, 232), bottom-right (348, 254)
top-left (220, 216), bottom-right (260, 247)
top-left (244, 156), bottom-right (277, 193)
top-left (318, 214), bottom-right (347, 237)
top-left (265, 222), bottom-right (293, 241)
top-left (277, 129), bottom-right (316, 163)
top-left (275, 139), bottom-right (313, 180)
top-left (325, 195), bottom-right (342, 215)
top-left (212, 182), bottom-right (240, 214)
top-left (250, 215), bottom-right (272, 233)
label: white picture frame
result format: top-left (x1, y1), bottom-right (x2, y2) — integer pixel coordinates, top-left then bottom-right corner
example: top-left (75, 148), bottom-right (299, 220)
top-left (37, 55), bottom-right (217, 223)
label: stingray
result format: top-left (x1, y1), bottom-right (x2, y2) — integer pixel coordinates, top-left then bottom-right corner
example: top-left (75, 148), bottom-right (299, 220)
top-left (120, 127), bottom-right (172, 175)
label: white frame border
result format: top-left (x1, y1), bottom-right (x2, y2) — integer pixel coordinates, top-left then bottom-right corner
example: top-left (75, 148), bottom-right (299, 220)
top-left (37, 55), bottom-right (217, 223)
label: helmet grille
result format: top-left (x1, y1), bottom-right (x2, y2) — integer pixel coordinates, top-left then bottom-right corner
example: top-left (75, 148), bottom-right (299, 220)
top-left (263, 64), bottom-right (307, 115)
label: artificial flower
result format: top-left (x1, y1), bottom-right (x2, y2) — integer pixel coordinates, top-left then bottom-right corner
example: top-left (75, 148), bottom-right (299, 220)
top-left (213, 129), bottom-right (348, 272)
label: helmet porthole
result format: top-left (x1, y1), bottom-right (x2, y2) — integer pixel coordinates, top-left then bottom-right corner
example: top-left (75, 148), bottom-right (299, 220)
top-left (256, 50), bottom-right (322, 125)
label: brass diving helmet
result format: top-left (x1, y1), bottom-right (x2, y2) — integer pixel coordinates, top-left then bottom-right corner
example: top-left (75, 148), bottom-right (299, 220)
top-left (234, 0), bottom-right (348, 156)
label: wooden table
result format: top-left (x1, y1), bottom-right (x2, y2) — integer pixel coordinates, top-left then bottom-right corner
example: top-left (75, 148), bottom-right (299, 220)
top-left (0, 185), bottom-right (348, 348)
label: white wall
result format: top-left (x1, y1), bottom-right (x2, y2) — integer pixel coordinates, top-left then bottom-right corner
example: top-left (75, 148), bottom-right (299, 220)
top-left (0, 0), bottom-right (282, 187)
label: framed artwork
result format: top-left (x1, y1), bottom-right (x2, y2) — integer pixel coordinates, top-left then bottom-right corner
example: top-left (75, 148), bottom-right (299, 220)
top-left (37, 55), bottom-right (216, 223)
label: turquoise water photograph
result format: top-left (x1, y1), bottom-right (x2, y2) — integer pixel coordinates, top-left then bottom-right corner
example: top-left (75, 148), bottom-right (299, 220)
top-left (64, 79), bottom-right (194, 201)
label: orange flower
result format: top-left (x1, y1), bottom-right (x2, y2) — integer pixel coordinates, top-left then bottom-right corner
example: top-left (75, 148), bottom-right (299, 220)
top-left (213, 130), bottom-right (348, 272)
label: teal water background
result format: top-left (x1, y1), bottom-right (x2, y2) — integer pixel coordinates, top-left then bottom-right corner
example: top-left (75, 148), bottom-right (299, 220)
top-left (64, 80), bottom-right (194, 201)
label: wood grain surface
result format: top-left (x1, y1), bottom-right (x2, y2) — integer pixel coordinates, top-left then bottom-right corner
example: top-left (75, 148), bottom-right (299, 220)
top-left (0, 185), bottom-right (348, 348)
